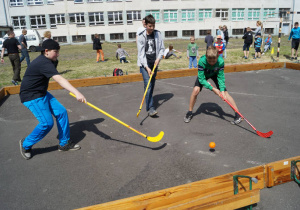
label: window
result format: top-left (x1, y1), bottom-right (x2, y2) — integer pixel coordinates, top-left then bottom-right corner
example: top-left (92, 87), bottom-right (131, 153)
top-left (53, 36), bottom-right (67, 43)
top-left (199, 29), bottom-right (211, 36)
top-left (50, 14), bottom-right (66, 28)
top-left (108, 11), bottom-right (123, 25)
top-left (10, 0), bottom-right (24, 6)
top-left (199, 9), bottom-right (212, 21)
top-left (88, 0), bottom-right (103, 2)
top-left (232, 9), bottom-right (244, 21)
top-left (26, 35), bottom-right (37, 41)
top-left (27, 0), bottom-right (43, 5)
top-left (69, 13), bottom-right (85, 25)
top-left (216, 9), bottom-right (228, 20)
top-left (145, 10), bottom-right (160, 23)
top-left (248, 9), bottom-right (260, 20)
top-left (182, 30), bottom-right (194, 37)
top-left (128, 32), bottom-right (136, 39)
top-left (30, 15), bottom-right (46, 29)
top-left (89, 12), bottom-right (104, 26)
top-left (91, 34), bottom-right (105, 41)
top-left (264, 28), bottom-right (274, 34)
top-left (263, 8), bottom-right (276, 19)
top-left (12, 16), bottom-right (26, 29)
top-left (47, 0), bottom-right (54, 4)
top-left (182, 9), bottom-right (195, 22)
top-left (164, 10), bottom-right (178, 22)
top-left (127, 11), bottom-right (141, 24)
top-left (72, 35), bottom-right (86, 42)
top-left (110, 33), bottom-right (124, 40)
top-left (232, 29), bottom-right (243, 35)
top-left (165, 31), bottom-right (177, 38)
top-left (74, 0), bottom-right (83, 3)
top-left (107, 0), bottom-right (122, 2)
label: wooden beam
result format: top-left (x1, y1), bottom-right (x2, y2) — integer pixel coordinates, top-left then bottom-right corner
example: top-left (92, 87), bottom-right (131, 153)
top-left (75, 165), bottom-right (265, 210)
top-left (286, 62), bottom-right (300, 70)
top-left (177, 189), bottom-right (260, 210)
top-left (266, 156), bottom-right (300, 187)
top-left (0, 88), bottom-right (5, 102)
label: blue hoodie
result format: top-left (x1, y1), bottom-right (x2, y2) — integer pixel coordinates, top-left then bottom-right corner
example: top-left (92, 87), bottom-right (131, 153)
top-left (288, 27), bottom-right (300, 40)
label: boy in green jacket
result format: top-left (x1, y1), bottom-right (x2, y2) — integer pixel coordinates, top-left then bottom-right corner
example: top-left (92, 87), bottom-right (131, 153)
top-left (184, 46), bottom-right (241, 124)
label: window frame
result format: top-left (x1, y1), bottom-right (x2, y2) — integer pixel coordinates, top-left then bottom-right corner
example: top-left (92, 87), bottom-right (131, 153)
top-left (12, 16), bottom-right (26, 29)
top-left (49, 14), bottom-right (66, 28)
top-left (181, 9), bottom-right (195, 22)
top-left (215, 9), bottom-right (229, 21)
top-left (263, 8), bottom-right (276, 19)
top-left (199, 9), bottom-right (212, 21)
top-left (248, 8), bottom-right (260, 20)
top-left (110, 33), bottom-right (124, 40)
top-left (89, 12), bottom-right (105, 26)
top-left (127, 10), bottom-right (142, 24)
top-left (69, 13), bottom-right (85, 25)
top-left (30, 15), bottom-right (47, 29)
top-left (108, 11), bottom-right (123, 25)
top-left (27, 0), bottom-right (44, 6)
top-left (163, 10), bottom-right (178, 23)
top-left (232, 8), bottom-right (244, 21)
top-left (145, 10), bottom-right (160, 23)
top-left (10, 0), bottom-right (24, 6)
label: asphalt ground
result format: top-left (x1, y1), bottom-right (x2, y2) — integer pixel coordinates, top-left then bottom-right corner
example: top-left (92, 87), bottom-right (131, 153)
top-left (0, 68), bottom-right (300, 210)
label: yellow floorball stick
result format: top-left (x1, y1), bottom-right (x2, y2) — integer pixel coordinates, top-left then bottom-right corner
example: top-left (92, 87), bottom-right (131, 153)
top-left (136, 64), bottom-right (157, 117)
top-left (70, 92), bottom-right (164, 142)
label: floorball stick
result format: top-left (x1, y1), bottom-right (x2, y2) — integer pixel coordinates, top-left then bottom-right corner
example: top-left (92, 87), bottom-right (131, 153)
top-left (70, 93), bottom-right (164, 142)
top-left (137, 64), bottom-right (157, 117)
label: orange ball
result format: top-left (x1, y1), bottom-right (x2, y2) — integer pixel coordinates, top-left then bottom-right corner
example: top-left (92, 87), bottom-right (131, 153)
top-left (209, 142), bottom-right (216, 149)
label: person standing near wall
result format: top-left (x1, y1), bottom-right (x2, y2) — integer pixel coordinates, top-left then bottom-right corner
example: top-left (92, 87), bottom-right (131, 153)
top-left (1, 30), bottom-right (22, 85)
top-left (19, 29), bottom-right (30, 66)
top-left (288, 22), bottom-right (300, 60)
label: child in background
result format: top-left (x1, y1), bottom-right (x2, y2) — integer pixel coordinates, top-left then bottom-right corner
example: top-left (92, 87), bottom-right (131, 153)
top-left (187, 36), bottom-right (199, 69)
top-left (242, 27), bottom-right (253, 59)
top-left (163, 44), bottom-right (181, 59)
top-left (93, 33), bottom-right (105, 63)
top-left (262, 34), bottom-right (272, 55)
top-left (205, 30), bottom-right (214, 49)
top-left (254, 33), bottom-right (262, 59)
top-left (116, 44), bottom-right (130, 63)
top-left (213, 35), bottom-right (225, 58)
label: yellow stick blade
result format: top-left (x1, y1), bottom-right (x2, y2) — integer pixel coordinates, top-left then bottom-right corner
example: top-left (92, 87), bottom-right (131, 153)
top-left (146, 131), bottom-right (164, 142)
top-left (137, 109), bottom-right (141, 117)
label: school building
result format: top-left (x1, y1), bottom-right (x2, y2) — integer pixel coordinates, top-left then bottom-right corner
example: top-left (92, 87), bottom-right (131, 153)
top-left (0, 0), bottom-right (298, 44)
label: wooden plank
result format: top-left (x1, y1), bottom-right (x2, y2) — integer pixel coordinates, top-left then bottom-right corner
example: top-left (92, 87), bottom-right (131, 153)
top-left (75, 165), bottom-right (265, 210)
top-left (0, 88), bottom-right (5, 102)
top-left (225, 62), bottom-right (285, 73)
top-left (286, 62), bottom-right (300, 70)
top-left (184, 189), bottom-right (260, 210)
top-left (266, 155), bottom-right (300, 187)
top-left (3, 85), bottom-right (20, 95)
top-left (267, 166), bottom-right (274, 187)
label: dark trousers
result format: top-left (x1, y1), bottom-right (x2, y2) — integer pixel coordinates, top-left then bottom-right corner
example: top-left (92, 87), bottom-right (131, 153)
top-left (8, 54), bottom-right (21, 81)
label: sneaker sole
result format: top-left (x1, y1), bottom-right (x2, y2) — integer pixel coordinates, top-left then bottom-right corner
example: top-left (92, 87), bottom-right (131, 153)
top-left (184, 117), bottom-right (192, 123)
top-left (19, 139), bottom-right (31, 160)
top-left (58, 146), bottom-right (81, 152)
top-left (149, 111), bottom-right (158, 117)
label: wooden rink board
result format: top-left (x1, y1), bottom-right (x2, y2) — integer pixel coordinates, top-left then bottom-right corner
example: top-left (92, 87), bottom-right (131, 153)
top-left (76, 156), bottom-right (300, 210)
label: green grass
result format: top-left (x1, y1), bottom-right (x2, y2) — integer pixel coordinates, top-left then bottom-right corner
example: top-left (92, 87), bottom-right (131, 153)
top-left (0, 36), bottom-right (293, 89)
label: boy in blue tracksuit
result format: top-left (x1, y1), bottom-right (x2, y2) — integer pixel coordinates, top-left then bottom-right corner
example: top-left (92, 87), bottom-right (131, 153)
top-left (288, 22), bottom-right (300, 60)
top-left (254, 33), bottom-right (262, 59)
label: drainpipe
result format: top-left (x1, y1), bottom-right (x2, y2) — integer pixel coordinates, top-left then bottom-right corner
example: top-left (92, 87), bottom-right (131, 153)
top-left (2, 0), bottom-right (9, 26)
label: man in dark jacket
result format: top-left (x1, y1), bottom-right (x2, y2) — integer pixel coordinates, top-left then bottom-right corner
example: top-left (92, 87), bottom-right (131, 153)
top-left (93, 33), bottom-right (105, 62)
top-left (242, 27), bottom-right (253, 59)
top-left (19, 29), bottom-right (30, 66)
top-left (1, 30), bottom-right (22, 85)
top-left (204, 30), bottom-right (214, 49)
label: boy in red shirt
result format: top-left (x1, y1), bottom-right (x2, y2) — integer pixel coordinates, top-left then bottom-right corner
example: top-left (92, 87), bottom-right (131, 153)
top-left (213, 35), bottom-right (225, 58)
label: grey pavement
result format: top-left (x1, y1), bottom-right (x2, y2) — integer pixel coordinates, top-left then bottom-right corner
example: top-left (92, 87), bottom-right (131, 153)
top-left (0, 68), bottom-right (299, 210)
